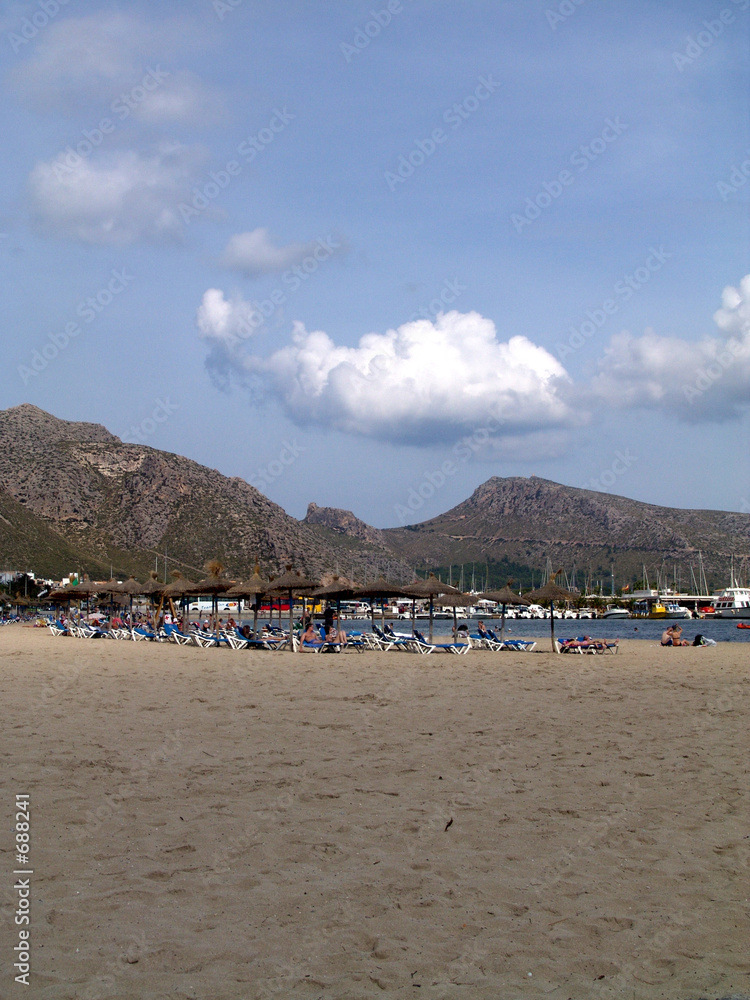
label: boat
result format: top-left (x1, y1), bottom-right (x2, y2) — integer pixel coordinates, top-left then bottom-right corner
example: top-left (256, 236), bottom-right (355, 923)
top-left (712, 586), bottom-right (750, 619)
top-left (632, 600), bottom-right (692, 619)
top-left (737, 622), bottom-right (750, 629)
top-left (602, 605), bottom-right (630, 619)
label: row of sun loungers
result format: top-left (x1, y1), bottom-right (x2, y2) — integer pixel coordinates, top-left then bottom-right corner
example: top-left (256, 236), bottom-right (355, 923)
top-left (46, 619), bottom-right (541, 653)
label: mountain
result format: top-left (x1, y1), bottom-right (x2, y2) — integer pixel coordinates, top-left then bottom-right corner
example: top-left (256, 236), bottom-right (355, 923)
top-left (303, 502), bottom-right (386, 548)
top-left (0, 405), bottom-right (410, 581)
top-left (381, 476), bottom-right (750, 590)
top-left (2, 406), bottom-right (747, 590)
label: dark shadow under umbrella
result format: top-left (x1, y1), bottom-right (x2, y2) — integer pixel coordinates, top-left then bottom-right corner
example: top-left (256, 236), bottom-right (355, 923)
top-left (526, 578), bottom-right (578, 653)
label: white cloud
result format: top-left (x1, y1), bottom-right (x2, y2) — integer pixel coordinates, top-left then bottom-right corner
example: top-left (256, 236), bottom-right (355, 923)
top-left (235, 310), bottom-right (579, 445)
top-left (28, 144), bottom-right (207, 244)
top-left (219, 229), bottom-right (313, 277)
top-left (197, 288), bottom-right (264, 346)
top-left (9, 11), bottom-right (220, 125)
top-left (592, 275), bottom-right (750, 422)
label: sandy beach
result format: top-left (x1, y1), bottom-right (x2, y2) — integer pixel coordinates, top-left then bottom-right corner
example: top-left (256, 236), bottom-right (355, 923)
top-left (2, 626), bottom-right (748, 1000)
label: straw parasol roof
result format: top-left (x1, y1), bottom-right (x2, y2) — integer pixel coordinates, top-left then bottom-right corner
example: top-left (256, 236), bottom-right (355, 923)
top-left (526, 580), bottom-right (577, 604)
top-left (268, 567), bottom-right (319, 593)
top-left (311, 576), bottom-right (358, 600)
top-left (225, 567), bottom-right (269, 599)
top-left (480, 586), bottom-right (531, 607)
top-left (404, 574), bottom-right (462, 599)
top-left (64, 578), bottom-right (99, 597)
top-left (162, 571), bottom-right (196, 598)
top-left (479, 585), bottom-right (531, 640)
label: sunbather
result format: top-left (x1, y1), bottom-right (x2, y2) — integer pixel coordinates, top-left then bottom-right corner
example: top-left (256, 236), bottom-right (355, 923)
top-left (661, 625), bottom-right (688, 646)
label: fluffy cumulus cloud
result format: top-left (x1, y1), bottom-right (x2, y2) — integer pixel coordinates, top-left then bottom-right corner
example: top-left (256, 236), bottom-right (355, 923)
top-left (28, 144), bottom-right (207, 244)
top-left (592, 275), bottom-right (750, 422)
top-left (237, 310), bottom-right (578, 445)
top-left (219, 229), bottom-right (315, 277)
top-left (9, 11), bottom-right (219, 124)
top-left (197, 288), bottom-right (264, 347)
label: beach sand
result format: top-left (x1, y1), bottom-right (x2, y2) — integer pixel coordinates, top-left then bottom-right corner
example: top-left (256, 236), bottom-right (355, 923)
top-left (2, 627), bottom-right (749, 1000)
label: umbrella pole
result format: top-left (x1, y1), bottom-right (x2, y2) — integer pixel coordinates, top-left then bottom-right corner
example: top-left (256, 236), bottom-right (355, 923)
top-left (411, 598), bottom-right (416, 637)
top-left (253, 596), bottom-right (259, 638)
top-left (429, 595), bottom-right (434, 644)
top-left (550, 600), bottom-right (556, 653)
top-left (289, 588), bottom-right (295, 652)
top-left (501, 603), bottom-right (506, 641)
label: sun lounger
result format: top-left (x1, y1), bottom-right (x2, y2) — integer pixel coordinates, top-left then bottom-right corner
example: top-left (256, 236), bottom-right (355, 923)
top-left (413, 630), bottom-right (470, 654)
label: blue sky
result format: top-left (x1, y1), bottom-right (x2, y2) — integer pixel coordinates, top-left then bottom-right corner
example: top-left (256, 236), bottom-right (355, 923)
top-left (2, 0), bottom-right (749, 526)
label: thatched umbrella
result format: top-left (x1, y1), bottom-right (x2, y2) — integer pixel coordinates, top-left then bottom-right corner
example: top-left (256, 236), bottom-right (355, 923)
top-left (226, 565), bottom-right (269, 638)
top-left (118, 577), bottom-right (141, 624)
top-left (63, 577), bottom-right (99, 620)
top-left (161, 571), bottom-right (196, 636)
top-left (404, 574), bottom-right (462, 642)
top-left (479, 585), bottom-right (532, 641)
top-left (269, 566), bottom-right (319, 651)
top-left (311, 576), bottom-right (358, 633)
top-left (356, 577), bottom-right (410, 633)
top-left (188, 561), bottom-right (234, 639)
top-left (437, 591), bottom-right (475, 634)
top-left (526, 577), bottom-right (578, 653)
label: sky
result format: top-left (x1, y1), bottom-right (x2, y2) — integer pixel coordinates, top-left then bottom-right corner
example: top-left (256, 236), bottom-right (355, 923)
top-left (1, 0), bottom-right (749, 527)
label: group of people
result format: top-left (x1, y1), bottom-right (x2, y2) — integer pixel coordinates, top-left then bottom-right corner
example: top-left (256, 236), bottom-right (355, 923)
top-left (661, 624), bottom-right (715, 646)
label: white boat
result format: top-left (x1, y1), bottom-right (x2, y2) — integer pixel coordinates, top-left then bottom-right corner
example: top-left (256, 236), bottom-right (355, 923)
top-left (712, 586), bottom-right (750, 619)
top-left (602, 605), bottom-right (630, 619)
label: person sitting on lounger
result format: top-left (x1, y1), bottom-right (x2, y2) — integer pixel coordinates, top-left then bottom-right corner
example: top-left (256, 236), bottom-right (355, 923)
top-left (476, 620), bottom-right (490, 639)
top-left (302, 623), bottom-right (324, 646)
top-left (326, 620), bottom-right (349, 645)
